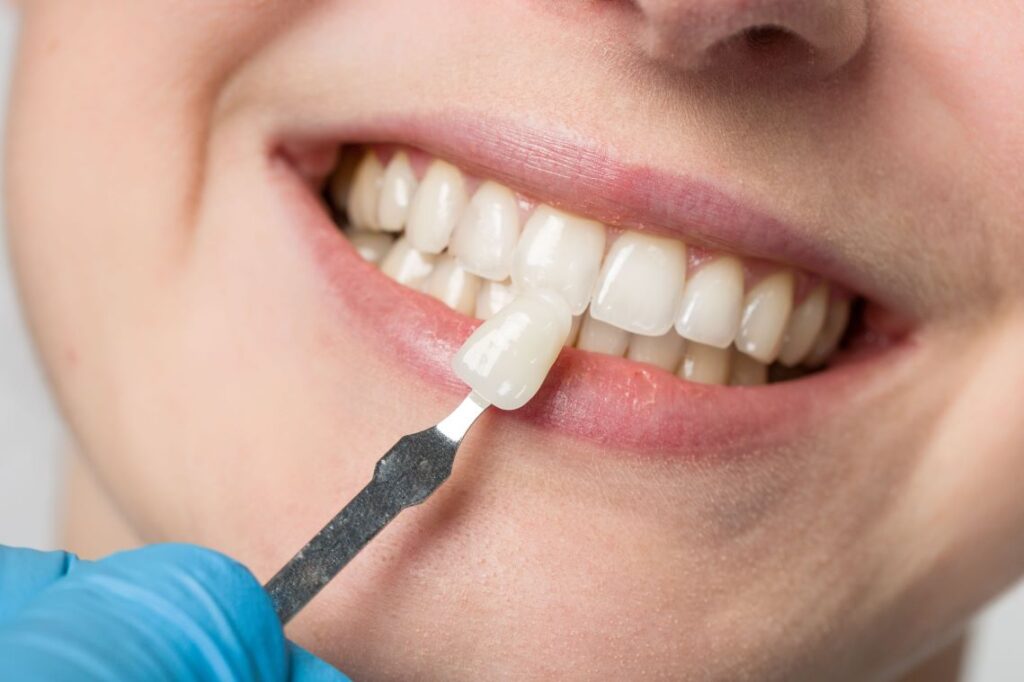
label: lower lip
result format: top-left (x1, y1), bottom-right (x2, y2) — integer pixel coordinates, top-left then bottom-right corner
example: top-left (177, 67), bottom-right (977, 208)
top-left (271, 158), bottom-right (909, 458)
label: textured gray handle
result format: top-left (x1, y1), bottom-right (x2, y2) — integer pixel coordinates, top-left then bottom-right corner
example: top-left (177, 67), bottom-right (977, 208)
top-left (264, 427), bottom-right (458, 624)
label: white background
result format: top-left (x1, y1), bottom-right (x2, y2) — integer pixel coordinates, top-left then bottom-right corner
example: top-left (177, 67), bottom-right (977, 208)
top-left (0, 7), bottom-right (1019, 680)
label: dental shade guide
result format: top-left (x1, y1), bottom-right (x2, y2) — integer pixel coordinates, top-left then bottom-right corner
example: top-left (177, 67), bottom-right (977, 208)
top-left (264, 290), bottom-right (571, 624)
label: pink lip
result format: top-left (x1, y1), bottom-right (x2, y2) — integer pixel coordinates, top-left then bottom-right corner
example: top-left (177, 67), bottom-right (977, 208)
top-left (269, 130), bottom-right (910, 455)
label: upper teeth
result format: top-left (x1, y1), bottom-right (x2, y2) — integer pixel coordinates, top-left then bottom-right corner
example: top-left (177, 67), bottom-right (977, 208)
top-left (332, 148), bottom-right (852, 385)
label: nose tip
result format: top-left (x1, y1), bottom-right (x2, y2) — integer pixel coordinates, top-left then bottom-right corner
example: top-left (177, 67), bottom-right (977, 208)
top-left (635, 0), bottom-right (869, 77)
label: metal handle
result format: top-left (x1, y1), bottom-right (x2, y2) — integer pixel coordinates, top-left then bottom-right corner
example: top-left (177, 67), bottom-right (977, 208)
top-left (264, 427), bottom-right (459, 624)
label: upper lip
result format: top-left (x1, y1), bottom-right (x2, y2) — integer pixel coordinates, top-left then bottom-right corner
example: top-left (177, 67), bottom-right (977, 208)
top-left (277, 110), bottom-right (890, 311)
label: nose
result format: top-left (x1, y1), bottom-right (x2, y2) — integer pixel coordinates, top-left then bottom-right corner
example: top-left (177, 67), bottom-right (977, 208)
top-left (633, 0), bottom-right (869, 77)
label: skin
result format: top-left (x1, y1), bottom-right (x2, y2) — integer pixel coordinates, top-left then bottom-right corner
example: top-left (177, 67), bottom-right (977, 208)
top-left (5, 1), bottom-right (1024, 680)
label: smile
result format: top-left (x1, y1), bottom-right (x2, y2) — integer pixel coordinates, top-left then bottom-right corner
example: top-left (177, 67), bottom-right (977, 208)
top-left (271, 118), bottom-right (911, 453)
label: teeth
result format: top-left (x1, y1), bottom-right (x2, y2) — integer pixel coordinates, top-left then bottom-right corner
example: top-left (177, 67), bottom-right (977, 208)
top-left (406, 160), bottom-right (468, 254)
top-left (347, 230), bottom-right (394, 265)
top-left (346, 152), bottom-right (385, 230)
top-left (778, 283), bottom-right (829, 367)
top-left (421, 254), bottom-right (481, 316)
top-left (511, 206), bottom-right (606, 315)
top-left (453, 289), bottom-right (572, 410)
top-left (576, 311), bottom-right (630, 356)
top-left (678, 341), bottom-right (732, 385)
top-left (565, 315), bottom-right (582, 347)
top-left (675, 256), bottom-right (744, 349)
top-left (729, 350), bottom-right (768, 386)
top-left (332, 148), bottom-right (857, 380)
top-left (379, 237), bottom-right (437, 287)
top-left (590, 232), bottom-right (687, 336)
top-left (475, 279), bottom-right (517, 321)
top-left (329, 150), bottom-right (360, 212)
top-left (804, 297), bottom-right (851, 367)
top-left (377, 152), bottom-right (418, 233)
top-left (450, 181), bottom-right (521, 280)
top-left (626, 332), bottom-right (686, 372)
top-left (735, 271), bottom-right (795, 363)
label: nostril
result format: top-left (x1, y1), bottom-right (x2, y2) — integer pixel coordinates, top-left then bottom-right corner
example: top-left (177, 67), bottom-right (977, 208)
top-left (743, 25), bottom-right (793, 49)
top-left (697, 23), bottom-right (817, 75)
top-left (634, 0), bottom-right (868, 78)
top-left (740, 24), bottom-right (815, 64)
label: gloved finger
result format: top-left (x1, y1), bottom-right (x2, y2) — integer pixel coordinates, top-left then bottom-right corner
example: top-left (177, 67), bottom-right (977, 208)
top-left (0, 543), bottom-right (288, 682)
top-left (0, 546), bottom-right (82, 624)
top-left (288, 643), bottom-right (351, 682)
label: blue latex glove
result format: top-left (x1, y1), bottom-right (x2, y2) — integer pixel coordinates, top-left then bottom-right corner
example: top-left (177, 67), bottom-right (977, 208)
top-left (0, 543), bottom-right (350, 681)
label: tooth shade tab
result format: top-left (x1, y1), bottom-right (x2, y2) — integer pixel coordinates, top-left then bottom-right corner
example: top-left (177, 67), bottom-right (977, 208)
top-left (379, 237), bottom-right (437, 287)
top-left (347, 152), bottom-right (385, 230)
top-left (778, 283), bottom-right (829, 366)
top-left (406, 159), bottom-right (468, 254)
top-left (511, 205), bottom-right (606, 315)
top-left (451, 181), bottom-right (521, 281)
top-left (675, 256), bottom-right (744, 349)
top-left (347, 230), bottom-right (394, 264)
top-left (422, 254), bottom-right (482, 316)
top-left (475, 279), bottom-right (517, 321)
top-left (626, 332), bottom-right (686, 372)
top-left (576, 312), bottom-right (630, 357)
top-left (679, 341), bottom-right (732, 385)
top-left (590, 232), bottom-right (687, 336)
top-left (735, 271), bottom-right (795, 363)
top-left (377, 151), bottom-right (418, 232)
top-left (453, 290), bottom-right (572, 410)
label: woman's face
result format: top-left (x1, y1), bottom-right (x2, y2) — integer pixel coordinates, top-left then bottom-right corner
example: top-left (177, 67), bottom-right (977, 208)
top-left (6, 1), bottom-right (1024, 679)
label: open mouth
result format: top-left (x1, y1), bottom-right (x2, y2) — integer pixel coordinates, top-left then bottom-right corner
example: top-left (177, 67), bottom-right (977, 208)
top-left (270, 122), bottom-right (910, 453)
top-left (326, 144), bottom-right (858, 385)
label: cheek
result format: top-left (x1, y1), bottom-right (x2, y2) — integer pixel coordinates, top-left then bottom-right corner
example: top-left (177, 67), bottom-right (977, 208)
top-left (89, 138), bottom-right (451, 552)
top-left (879, 3), bottom-right (1024, 220)
top-left (3, 1), bottom-right (331, 532)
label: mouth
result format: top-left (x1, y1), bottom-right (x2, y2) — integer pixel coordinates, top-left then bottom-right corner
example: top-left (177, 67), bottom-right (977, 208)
top-left (269, 118), bottom-right (912, 455)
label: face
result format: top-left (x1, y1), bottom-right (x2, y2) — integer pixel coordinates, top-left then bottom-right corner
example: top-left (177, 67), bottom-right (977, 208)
top-left (6, 1), bottom-right (1024, 679)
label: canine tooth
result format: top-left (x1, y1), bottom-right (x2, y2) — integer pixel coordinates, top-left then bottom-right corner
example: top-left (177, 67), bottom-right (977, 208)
top-left (565, 315), bottom-right (582, 347)
top-left (675, 256), bottom-right (744, 348)
top-left (422, 255), bottom-right (481, 316)
top-left (406, 159), bottom-right (467, 253)
top-left (346, 152), bottom-right (384, 230)
top-left (453, 289), bottom-right (572, 410)
top-left (379, 237), bottom-right (437, 287)
top-left (450, 181), bottom-right (521, 280)
top-left (475, 279), bottom-right (517, 320)
top-left (590, 232), bottom-right (687, 336)
top-left (729, 350), bottom-right (768, 386)
top-left (678, 341), bottom-right (731, 385)
top-left (576, 311), bottom-right (630, 356)
top-left (735, 271), bottom-right (795, 363)
top-left (626, 332), bottom-right (686, 372)
top-left (377, 152), bottom-right (417, 232)
top-left (511, 205), bottom-right (605, 315)
top-left (778, 283), bottom-right (829, 366)
top-left (804, 298), bottom-right (851, 367)
top-left (347, 230), bottom-right (394, 264)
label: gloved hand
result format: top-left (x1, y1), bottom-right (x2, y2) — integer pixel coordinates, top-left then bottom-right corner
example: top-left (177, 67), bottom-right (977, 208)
top-left (0, 543), bottom-right (349, 681)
